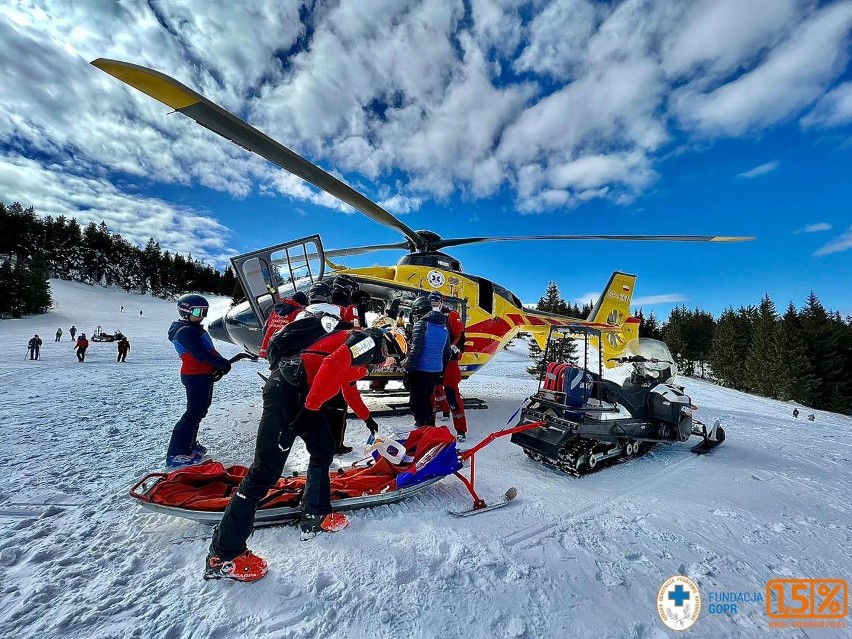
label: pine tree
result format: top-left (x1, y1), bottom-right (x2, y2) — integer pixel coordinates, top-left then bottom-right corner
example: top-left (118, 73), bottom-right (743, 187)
top-left (744, 294), bottom-right (784, 397)
top-left (779, 302), bottom-right (818, 404)
top-left (800, 292), bottom-right (845, 410)
top-left (709, 307), bottom-right (751, 389)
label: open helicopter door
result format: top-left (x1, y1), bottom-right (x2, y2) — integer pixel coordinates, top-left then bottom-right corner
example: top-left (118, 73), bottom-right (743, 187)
top-left (230, 235), bottom-right (325, 324)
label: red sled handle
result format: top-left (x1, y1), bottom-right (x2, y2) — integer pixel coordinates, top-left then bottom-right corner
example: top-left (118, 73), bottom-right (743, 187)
top-left (128, 472), bottom-right (168, 503)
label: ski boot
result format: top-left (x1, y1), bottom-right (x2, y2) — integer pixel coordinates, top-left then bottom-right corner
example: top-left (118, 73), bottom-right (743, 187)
top-left (203, 549), bottom-right (268, 582)
top-left (456, 432), bottom-right (466, 443)
top-left (440, 412), bottom-right (450, 421)
top-left (192, 442), bottom-right (208, 456)
top-left (334, 445), bottom-right (354, 456)
top-left (300, 512), bottom-right (349, 541)
top-left (166, 451), bottom-right (204, 470)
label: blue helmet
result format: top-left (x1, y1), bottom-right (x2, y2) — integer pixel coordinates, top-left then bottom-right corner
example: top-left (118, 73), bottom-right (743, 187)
top-left (428, 291), bottom-right (443, 307)
top-left (177, 293), bottom-right (209, 319)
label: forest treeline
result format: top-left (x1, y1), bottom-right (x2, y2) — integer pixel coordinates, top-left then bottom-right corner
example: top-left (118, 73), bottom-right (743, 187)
top-left (0, 201), bottom-right (237, 316)
top-left (529, 281), bottom-right (852, 414)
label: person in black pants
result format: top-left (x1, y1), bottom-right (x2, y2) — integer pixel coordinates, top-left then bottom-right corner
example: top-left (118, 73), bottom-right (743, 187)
top-left (166, 294), bottom-right (231, 468)
top-left (404, 297), bottom-right (451, 427)
top-left (206, 326), bottom-right (386, 582)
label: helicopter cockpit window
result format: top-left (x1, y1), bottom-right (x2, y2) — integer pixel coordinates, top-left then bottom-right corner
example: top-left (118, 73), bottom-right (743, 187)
top-left (230, 235), bottom-right (325, 324)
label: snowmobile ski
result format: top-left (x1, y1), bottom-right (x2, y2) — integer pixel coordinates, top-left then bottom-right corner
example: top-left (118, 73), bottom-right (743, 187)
top-left (449, 487), bottom-right (517, 517)
top-left (691, 422), bottom-right (726, 455)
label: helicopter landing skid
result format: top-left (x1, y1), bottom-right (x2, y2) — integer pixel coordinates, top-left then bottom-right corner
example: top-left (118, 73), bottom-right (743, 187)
top-left (350, 397), bottom-right (488, 419)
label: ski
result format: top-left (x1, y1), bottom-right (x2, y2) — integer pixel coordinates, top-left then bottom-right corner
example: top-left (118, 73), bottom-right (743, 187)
top-left (449, 487), bottom-right (517, 517)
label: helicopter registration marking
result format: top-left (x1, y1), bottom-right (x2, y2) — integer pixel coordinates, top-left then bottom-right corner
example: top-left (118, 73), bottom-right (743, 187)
top-left (608, 292), bottom-right (630, 302)
top-left (427, 270), bottom-right (445, 288)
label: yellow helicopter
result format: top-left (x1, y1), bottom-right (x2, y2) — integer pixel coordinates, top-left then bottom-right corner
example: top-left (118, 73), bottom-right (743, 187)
top-left (91, 59), bottom-right (752, 379)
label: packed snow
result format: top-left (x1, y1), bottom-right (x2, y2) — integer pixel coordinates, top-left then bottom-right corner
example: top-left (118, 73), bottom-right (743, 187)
top-left (0, 280), bottom-right (850, 639)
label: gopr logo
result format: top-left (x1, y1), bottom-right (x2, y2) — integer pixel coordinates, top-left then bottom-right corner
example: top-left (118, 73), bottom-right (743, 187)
top-left (658, 575), bottom-right (702, 631)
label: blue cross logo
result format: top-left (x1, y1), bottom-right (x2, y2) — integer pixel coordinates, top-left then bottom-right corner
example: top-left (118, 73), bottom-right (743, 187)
top-left (668, 584), bottom-right (690, 607)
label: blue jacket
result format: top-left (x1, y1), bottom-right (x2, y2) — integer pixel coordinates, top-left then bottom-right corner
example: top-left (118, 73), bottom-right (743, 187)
top-left (406, 310), bottom-right (451, 373)
top-left (168, 320), bottom-right (230, 375)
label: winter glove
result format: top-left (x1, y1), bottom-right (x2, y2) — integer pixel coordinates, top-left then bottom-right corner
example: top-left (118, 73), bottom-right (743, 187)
top-left (364, 416), bottom-right (379, 436)
top-left (290, 407), bottom-right (320, 435)
top-left (211, 361), bottom-right (232, 382)
top-left (450, 345), bottom-right (461, 360)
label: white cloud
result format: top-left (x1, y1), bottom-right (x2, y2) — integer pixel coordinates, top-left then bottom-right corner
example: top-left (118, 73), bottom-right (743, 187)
top-left (737, 161), bottom-right (780, 178)
top-left (0, 153), bottom-right (234, 266)
top-left (671, 2), bottom-right (852, 136)
top-left (794, 222), bottom-right (832, 233)
top-left (0, 0), bottom-right (851, 229)
top-left (814, 225), bottom-right (852, 256)
top-left (633, 294), bottom-right (688, 305)
top-left (802, 81), bottom-right (852, 127)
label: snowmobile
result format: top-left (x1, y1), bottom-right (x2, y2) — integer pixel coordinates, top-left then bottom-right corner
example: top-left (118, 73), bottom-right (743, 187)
top-left (90, 326), bottom-right (125, 342)
top-left (511, 326), bottom-right (725, 476)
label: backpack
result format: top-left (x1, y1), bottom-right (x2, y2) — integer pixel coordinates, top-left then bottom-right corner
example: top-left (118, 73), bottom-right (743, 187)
top-left (266, 313), bottom-right (340, 370)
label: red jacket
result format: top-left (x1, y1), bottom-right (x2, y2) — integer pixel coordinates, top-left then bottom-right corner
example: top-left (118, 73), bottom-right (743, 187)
top-left (443, 309), bottom-right (464, 386)
top-left (301, 332), bottom-right (370, 419)
top-left (259, 299), bottom-right (304, 358)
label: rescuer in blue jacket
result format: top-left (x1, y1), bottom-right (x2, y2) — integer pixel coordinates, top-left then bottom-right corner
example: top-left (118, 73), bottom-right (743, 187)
top-left (404, 296), bottom-right (451, 427)
top-left (166, 294), bottom-right (231, 468)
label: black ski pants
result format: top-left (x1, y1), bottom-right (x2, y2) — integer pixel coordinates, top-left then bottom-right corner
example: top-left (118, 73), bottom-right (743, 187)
top-left (408, 371), bottom-right (442, 427)
top-left (76, 348), bottom-right (86, 362)
top-left (117, 349), bottom-right (128, 362)
top-left (168, 373), bottom-right (214, 457)
top-left (324, 391), bottom-right (347, 450)
top-left (212, 370), bottom-right (335, 560)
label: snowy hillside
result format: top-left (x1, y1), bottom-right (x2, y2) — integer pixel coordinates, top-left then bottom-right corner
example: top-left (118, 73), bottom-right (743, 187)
top-left (0, 280), bottom-right (850, 639)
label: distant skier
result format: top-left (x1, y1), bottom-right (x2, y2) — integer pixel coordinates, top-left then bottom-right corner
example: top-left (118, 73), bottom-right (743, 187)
top-left (55, 327), bottom-right (62, 342)
top-left (27, 335), bottom-right (42, 360)
top-left (74, 333), bottom-right (89, 362)
top-left (117, 336), bottom-right (130, 363)
top-left (205, 324), bottom-right (390, 582)
top-left (69, 325), bottom-right (77, 340)
top-left (792, 408), bottom-right (799, 418)
top-left (120, 305), bottom-right (124, 313)
top-left (167, 294), bottom-right (231, 469)
top-left (139, 309), bottom-right (143, 318)
top-left (404, 296), bottom-right (451, 428)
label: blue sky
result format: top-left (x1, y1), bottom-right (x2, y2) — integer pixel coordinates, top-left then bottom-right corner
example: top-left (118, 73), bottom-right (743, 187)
top-left (1, 0), bottom-right (850, 319)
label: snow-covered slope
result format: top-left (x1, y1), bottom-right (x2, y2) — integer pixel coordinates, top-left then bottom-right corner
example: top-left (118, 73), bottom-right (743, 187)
top-left (0, 280), bottom-right (849, 639)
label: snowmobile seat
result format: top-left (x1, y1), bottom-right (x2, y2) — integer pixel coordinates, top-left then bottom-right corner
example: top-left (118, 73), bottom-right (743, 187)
top-left (604, 381), bottom-right (650, 419)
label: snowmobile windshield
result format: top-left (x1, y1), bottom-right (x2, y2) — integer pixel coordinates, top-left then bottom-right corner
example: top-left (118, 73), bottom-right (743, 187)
top-left (625, 339), bottom-right (678, 383)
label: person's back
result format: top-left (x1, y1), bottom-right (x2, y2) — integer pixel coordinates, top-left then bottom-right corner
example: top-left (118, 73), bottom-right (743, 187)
top-left (408, 310), bottom-right (450, 373)
top-left (405, 297), bottom-right (451, 427)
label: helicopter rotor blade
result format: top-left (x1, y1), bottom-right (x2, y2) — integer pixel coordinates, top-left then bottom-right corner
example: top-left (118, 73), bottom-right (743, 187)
top-left (323, 242), bottom-right (412, 258)
top-left (432, 234), bottom-right (755, 249)
top-left (90, 58), bottom-right (426, 251)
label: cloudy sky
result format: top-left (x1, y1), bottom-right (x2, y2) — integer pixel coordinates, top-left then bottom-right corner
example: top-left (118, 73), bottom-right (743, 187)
top-left (1, 0), bottom-right (851, 317)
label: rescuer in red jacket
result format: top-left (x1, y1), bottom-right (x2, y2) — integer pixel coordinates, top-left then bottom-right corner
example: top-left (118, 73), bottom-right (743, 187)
top-left (206, 326), bottom-right (389, 582)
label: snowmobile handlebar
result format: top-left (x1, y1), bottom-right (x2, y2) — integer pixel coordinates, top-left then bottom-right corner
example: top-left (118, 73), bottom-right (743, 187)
top-left (606, 355), bottom-right (672, 365)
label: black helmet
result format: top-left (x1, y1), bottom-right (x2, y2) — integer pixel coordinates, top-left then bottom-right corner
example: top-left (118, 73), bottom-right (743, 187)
top-left (292, 291), bottom-right (308, 306)
top-left (346, 328), bottom-right (390, 366)
top-left (307, 282), bottom-right (333, 304)
top-left (410, 296), bottom-right (433, 321)
top-left (333, 274), bottom-right (357, 293)
top-left (177, 293), bottom-right (210, 319)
